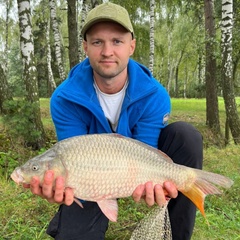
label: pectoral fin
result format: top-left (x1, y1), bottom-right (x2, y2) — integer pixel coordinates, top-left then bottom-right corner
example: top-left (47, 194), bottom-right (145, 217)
top-left (74, 197), bottom-right (84, 208)
top-left (97, 199), bottom-right (118, 222)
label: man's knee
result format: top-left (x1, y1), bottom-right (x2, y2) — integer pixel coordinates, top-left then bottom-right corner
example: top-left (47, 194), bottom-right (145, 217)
top-left (158, 121), bottom-right (203, 169)
top-left (163, 121), bottom-right (202, 143)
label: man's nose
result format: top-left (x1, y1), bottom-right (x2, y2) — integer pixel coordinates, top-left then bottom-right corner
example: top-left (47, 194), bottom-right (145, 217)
top-left (101, 42), bottom-right (113, 56)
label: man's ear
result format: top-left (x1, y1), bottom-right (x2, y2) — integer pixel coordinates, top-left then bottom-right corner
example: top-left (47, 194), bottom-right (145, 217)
top-left (130, 38), bottom-right (136, 56)
top-left (83, 40), bottom-right (87, 55)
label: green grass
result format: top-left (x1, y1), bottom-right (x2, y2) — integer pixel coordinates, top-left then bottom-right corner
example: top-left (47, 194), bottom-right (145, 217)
top-left (0, 98), bottom-right (240, 239)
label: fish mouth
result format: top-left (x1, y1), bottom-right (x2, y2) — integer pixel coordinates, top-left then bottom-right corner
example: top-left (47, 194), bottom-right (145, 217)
top-left (11, 168), bottom-right (24, 185)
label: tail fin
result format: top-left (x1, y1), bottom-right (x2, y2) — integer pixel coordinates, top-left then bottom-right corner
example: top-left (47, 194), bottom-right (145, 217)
top-left (180, 169), bottom-right (233, 217)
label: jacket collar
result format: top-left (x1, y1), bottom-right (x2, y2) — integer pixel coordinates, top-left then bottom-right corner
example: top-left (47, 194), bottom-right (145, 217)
top-left (56, 58), bottom-right (158, 107)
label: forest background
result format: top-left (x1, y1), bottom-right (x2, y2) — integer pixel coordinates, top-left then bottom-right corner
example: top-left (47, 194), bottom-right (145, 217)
top-left (0, 0), bottom-right (240, 148)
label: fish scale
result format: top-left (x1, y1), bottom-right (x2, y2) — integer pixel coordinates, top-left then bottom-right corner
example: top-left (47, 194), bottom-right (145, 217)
top-left (11, 133), bottom-right (233, 223)
top-left (59, 135), bottom-right (177, 200)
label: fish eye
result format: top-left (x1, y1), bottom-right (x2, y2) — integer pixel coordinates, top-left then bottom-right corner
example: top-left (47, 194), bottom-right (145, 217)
top-left (32, 164), bottom-right (39, 171)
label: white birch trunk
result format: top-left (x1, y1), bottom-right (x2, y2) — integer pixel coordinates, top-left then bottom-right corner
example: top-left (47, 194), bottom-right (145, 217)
top-left (49, 0), bottom-right (66, 82)
top-left (221, 0), bottom-right (240, 144)
top-left (46, 20), bottom-right (56, 91)
top-left (17, 0), bottom-right (46, 147)
top-left (0, 0), bottom-right (12, 113)
top-left (221, 0), bottom-right (233, 79)
top-left (78, 0), bottom-right (88, 62)
top-left (17, 0), bottom-right (38, 102)
top-left (167, 31), bottom-right (172, 93)
top-left (3, 0), bottom-right (10, 74)
top-left (149, 0), bottom-right (155, 74)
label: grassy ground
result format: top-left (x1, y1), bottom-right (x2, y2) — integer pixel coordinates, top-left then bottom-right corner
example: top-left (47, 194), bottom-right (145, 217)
top-left (0, 98), bottom-right (239, 239)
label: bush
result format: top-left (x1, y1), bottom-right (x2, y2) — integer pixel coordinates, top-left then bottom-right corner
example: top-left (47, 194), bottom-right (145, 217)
top-left (2, 99), bottom-right (42, 147)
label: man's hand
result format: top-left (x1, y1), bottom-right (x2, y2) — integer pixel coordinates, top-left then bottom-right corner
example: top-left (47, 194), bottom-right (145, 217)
top-left (22, 170), bottom-right (74, 206)
top-left (132, 181), bottom-right (178, 206)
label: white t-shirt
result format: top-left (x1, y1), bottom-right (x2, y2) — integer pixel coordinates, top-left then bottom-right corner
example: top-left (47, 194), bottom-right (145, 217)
top-left (94, 80), bottom-right (128, 131)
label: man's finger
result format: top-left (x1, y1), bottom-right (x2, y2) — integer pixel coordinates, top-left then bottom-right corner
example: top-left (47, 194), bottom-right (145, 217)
top-left (132, 184), bottom-right (144, 203)
top-left (64, 188), bottom-right (74, 206)
top-left (54, 176), bottom-right (65, 203)
top-left (41, 170), bottom-right (54, 199)
top-left (163, 181), bottom-right (178, 199)
top-left (22, 183), bottom-right (30, 189)
top-left (154, 184), bottom-right (166, 206)
top-left (30, 176), bottom-right (42, 195)
top-left (144, 181), bottom-right (155, 206)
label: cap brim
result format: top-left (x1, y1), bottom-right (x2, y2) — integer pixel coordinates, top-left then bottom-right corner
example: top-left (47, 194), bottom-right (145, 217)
top-left (81, 17), bottom-right (133, 38)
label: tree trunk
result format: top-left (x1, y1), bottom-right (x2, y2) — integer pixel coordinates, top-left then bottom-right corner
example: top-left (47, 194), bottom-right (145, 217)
top-left (17, 0), bottom-right (46, 149)
top-left (78, 0), bottom-right (100, 61)
top-left (221, 0), bottom-right (240, 144)
top-left (4, 0), bottom-right (10, 73)
top-left (175, 50), bottom-right (184, 98)
top-left (197, 15), bottom-right (205, 88)
top-left (49, 0), bottom-right (66, 82)
top-left (67, 0), bottom-right (79, 68)
top-left (0, 0), bottom-right (12, 113)
top-left (78, 0), bottom-right (88, 62)
top-left (167, 30), bottom-right (173, 93)
top-left (46, 19), bottom-right (56, 94)
top-left (149, 0), bottom-right (155, 74)
top-left (0, 64), bottom-right (12, 114)
top-left (204, 0), bottom-right (221, 136)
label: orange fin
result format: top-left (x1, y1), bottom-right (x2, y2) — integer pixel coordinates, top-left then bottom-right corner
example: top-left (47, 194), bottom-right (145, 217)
top-left (180, 182), bottom-right (206, 217)
top-left (97, 199), bottom-right (118, 222)
top-left (180, 169), bottom-right (233, 217)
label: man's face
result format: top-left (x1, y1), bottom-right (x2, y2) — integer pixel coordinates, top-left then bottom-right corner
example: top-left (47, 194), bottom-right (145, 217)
top-left (83, 22), bottom-right (136, 80)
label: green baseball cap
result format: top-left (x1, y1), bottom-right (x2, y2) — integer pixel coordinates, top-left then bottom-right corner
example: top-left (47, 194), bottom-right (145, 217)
top-left (81, 2), bottom-right (134, 39)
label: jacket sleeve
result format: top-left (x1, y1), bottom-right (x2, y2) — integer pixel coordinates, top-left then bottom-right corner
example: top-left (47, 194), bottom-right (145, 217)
top-left (50, 92), bottom-right (89, 141)
top-left (131, 87), bottom-right (171, 148)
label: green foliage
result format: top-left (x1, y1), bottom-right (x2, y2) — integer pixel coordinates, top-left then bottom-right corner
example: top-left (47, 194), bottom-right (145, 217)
top-left (192, 146), bottom-right (240, 240)
top-left (0, 181), bottom-right (57, 240)
top-left (7, 42), bottom-right (24, 97)
top-left (2, 0), bottom-right (240, 98)
top-left (0, 151), bottom-right (19, 179)
top-left (2, 99), bottom-right (42, 147)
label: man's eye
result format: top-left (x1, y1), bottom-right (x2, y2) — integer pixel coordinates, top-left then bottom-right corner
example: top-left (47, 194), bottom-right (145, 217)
top-left (114, 40), bottom-right (122, 45)
top-left (93, 41), bottom-right (101, 45)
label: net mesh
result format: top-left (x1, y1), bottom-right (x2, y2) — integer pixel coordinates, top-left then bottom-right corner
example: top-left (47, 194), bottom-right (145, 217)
top-left (130, 203), bottom-right (172, 240)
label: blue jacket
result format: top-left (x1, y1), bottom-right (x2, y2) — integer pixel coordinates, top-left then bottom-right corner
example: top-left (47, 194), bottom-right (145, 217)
top-left (50, 58), bottom-right (171, 148)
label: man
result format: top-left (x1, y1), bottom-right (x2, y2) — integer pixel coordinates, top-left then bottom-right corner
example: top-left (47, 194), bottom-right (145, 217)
top-left (24, 2), bottom-right (203, 240)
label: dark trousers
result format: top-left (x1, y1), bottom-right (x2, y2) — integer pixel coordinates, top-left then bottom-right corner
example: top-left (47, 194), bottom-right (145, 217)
top-left (47, 121), bottom-right (203, 240)
top-left (158, 121), bottom-right (203, 240)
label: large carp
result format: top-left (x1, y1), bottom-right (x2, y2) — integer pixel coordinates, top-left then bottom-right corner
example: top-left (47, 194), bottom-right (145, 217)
top-left (11, 133), bottom-right (233, 222)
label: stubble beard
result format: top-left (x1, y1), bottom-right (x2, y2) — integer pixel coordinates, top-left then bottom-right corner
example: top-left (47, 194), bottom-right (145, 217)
top-left (94, 61), bottom-right (127, 80)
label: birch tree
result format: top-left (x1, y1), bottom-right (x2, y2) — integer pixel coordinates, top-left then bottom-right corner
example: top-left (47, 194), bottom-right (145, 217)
top-left (221, 0), bottom-right (240, 144)
top-left (0, 0), bottom-right (12, 113)
top-left (78, 0), bottom-right (101, 61)
top-left (204, 0), bottom-right (221, 138)
top-left (166, 31), bottom-right (173, 93)
top-left (78, 0), bottom-right (88, 62)
top-left (0, 64), bottom-right (12, 113)
top-left (67, 0), bottom-right (79, 68)
top-left (49, 0), bottom-right (66, 82)
top-left (46, 19), bottom-right (56, 92)
top-left (3, 0), bottom-right (10, 73)
top-left (17, 0), bottom-right (46, 148)
top-left (149, 0), bottom-right (155, 74)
